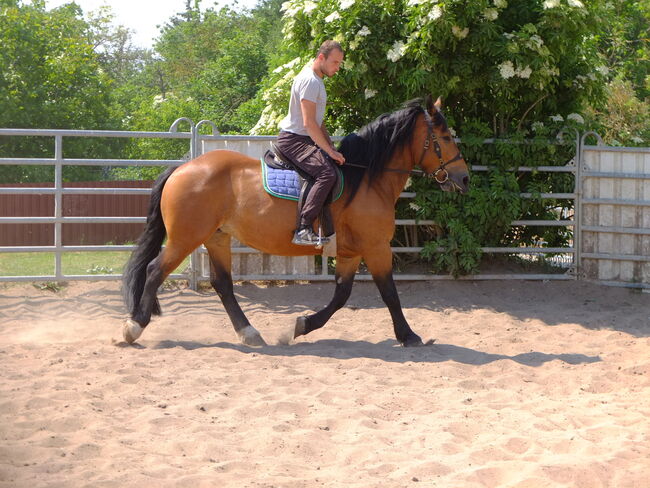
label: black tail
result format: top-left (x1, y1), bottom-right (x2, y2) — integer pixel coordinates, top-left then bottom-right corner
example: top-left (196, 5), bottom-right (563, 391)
top-left (122, 167), bottom-right (176, 317)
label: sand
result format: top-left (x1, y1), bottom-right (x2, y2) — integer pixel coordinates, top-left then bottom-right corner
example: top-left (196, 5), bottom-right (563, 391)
top-left (0, 278), bottom-right (648, 487)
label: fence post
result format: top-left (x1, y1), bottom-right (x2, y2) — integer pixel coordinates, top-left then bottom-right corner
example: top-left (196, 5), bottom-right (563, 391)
top-left (54, 135), bottom-right (63, 280)
top-left (575, 131), bottom-right (604, 281)
top-left (572, 130), bottom-right (582, 279)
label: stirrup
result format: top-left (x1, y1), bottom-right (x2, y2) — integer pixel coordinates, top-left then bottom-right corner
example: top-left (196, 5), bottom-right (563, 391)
top-left (292, 228), bottom-right (330, 247)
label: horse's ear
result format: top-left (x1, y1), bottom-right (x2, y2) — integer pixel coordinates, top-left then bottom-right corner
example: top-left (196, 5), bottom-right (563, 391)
top-left (434, 96), bottom-right (443, 111)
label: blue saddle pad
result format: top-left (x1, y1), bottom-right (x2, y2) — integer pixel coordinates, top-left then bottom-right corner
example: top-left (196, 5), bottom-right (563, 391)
top-left (260, 159), bottom-right (343, 202)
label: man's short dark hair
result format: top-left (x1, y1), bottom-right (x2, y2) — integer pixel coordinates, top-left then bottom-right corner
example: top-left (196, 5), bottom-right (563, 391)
top-left (317, 40), bottom-right (344, 58)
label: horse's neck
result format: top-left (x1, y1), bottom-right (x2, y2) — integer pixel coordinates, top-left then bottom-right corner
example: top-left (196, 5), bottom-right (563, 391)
top-left (379, 150), bottom-right (413, 202)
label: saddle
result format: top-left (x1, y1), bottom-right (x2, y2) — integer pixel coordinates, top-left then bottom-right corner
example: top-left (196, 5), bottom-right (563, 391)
top-left (262, 143), bottom-right (343, 238)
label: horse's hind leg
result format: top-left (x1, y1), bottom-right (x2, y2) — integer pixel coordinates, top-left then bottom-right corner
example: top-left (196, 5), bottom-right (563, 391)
top-left (204, 231), bottom-right (266, 347)
top-left (124, 240), bottom-right (190, 343)
top-left (294, 254), bottom-right (361, 338)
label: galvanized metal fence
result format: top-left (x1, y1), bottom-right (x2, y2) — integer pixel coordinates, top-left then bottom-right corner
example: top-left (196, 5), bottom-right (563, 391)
top-left (578, 134), bottom-right (650, 289)
top-left (1, 120), bottom-right (645, 288)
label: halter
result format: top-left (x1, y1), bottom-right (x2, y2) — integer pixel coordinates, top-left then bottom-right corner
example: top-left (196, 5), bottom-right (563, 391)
top-left (412, 109), bottom-right (464, 184)
top-left (344, 108), bottom-right (463, 185)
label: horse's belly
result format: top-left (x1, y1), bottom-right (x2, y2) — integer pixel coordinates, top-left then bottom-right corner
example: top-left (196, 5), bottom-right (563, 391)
top-left (218, 221), bottom-right (320, 257)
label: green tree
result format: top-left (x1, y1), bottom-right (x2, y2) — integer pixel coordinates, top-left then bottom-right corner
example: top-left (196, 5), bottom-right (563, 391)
top-left (597, 0), bottom-right (649, 100)
top-left (0, 0), bottom-right (121, 182)
top-left (253, 0), bottom-right (608, 137)
top-left (252, 0), bottom-right (606, 275)
top-left (151, 3), bottom-right (277, 134)
top-left (587, 0), bottom-right (649, 146)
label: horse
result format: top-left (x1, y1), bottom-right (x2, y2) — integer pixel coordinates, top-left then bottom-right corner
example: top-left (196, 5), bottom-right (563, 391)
top-left (122, 95), bottom-right (470, 347)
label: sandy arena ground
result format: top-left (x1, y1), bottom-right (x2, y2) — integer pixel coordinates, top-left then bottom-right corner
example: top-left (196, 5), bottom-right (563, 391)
top-left (0, 279), bottom-right (648, 487)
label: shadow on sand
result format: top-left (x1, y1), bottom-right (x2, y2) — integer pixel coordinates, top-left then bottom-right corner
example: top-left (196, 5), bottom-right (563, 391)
top-left (148, 338), bottom-right (601, 367)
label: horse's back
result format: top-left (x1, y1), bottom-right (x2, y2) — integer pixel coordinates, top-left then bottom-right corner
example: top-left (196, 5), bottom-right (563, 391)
top-left (159, 150), bottom-right (257, 228)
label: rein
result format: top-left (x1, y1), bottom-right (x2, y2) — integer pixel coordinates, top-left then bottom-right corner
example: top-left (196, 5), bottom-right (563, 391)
top-left (342, 109), bottom-right (463, 184)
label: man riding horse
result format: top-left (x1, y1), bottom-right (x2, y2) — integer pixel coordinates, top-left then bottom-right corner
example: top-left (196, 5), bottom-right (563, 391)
top-left (275, 40), bottom-right (346, 246)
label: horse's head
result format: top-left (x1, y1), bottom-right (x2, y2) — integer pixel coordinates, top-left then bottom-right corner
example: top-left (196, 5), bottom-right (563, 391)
top-left (418, 96), bottom-right (470, 194)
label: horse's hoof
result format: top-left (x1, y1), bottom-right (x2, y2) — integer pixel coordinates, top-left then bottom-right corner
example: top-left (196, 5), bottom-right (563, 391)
top-left (401, 333), bottom-right (424, 347)
top-left (238, 326), bottom-right (267, 347)
top-left (123, 319), bottom-right (144, 344)
top-left (294, 316), bottom-right (307, 338)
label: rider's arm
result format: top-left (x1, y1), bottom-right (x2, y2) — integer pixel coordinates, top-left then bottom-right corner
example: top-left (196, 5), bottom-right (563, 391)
top-left (320, 123), bottom-right (334, 148)
top-left (300, 99), bottom-right (345, 165)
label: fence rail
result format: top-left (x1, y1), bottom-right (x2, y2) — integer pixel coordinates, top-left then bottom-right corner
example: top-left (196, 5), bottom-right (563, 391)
top-left (4, 122), bottom-right (639, 287)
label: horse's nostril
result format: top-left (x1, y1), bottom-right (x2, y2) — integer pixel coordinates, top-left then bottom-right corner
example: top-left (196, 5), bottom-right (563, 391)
top-left (462, 175), bottom-right (469, 187)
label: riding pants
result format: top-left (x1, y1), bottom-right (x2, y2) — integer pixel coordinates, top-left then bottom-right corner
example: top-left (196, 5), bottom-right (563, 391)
top-left (276, 131), bottom-right (337, 229)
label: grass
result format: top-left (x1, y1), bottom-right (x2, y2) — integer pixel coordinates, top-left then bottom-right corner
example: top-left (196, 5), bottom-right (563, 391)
top-left (0, 251), bottom-right (190, 277)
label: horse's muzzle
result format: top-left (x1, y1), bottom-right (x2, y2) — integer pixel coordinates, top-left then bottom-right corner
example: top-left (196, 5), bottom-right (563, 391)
top-left (440, 172), bottom-right (470, 194)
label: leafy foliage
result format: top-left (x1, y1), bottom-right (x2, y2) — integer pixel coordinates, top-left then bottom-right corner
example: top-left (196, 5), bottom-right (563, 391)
top-left (252, 0), bottom-right (603, 274)
top-left (253, 0), bottom-right (608, 137)
top-left (407, 118), bottom-right (578, 276)
top-left (0, 0), bottom-right (122, 182)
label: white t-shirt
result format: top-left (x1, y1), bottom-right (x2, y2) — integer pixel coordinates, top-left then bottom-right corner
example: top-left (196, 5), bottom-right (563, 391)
top-left (279, 66), bottom-right (326, 136)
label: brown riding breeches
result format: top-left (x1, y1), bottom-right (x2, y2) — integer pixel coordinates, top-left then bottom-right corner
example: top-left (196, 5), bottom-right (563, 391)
top-left (275, 131), bottom-right (337, 229)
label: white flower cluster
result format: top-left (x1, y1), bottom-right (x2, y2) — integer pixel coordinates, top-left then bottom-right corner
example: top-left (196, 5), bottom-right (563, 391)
top-left (339, 0), bottom-right (355, 9)
top-left (325, 11), bottom-right (341, 22)
top-left (357, 26), bottom-right (371, 37)
top-left (364, 88), bottom-right (377, 99)
top-left (549, 114), bottom-right (563, 122)
top-left (348, 26), bottom-right (372, 51)
top-left (532, 121), bottom-right (545, 132)
top-left (499, 61), bottom-right (532, 80)
top-left (387, 40), bottom-right (407, 62)
top-left (494, 0), bottom-right (507, 8)
top-left (483, 8), bottom-right (498, 20)
top-left (517, 66), bottom-right (532, 78)
top-left (543, 0), bottom-right (584, 7)
top-left (428, 5), bottom-right (443, 20)
top-left (408, 0), bottom-right (427, 6)
top-left (272, 57), bottom-right (302, 74)
top-left (281, 1), bottom-right (301, 17)
top-left (499, 61), bottom-right (516, 79)
top-left (596, 65), bottom-right (610, 76)
top-left (567, 113), bottom-right (584, 124)
top-left (304, 1), bottom-right (317, 13)
top-left (452, 26), bottom-right (469, 39)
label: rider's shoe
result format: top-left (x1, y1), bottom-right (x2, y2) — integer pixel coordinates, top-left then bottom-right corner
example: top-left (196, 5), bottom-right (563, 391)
top-left (292, 228), bottom-right (330, 246)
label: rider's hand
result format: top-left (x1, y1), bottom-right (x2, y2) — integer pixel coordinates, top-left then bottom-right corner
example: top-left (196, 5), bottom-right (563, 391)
top-left (329, 149), bottom-right (345, 165)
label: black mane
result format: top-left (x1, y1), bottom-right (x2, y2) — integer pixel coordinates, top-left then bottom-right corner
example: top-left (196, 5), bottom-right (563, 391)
top-left (338, 99), bottom-right (426, 205)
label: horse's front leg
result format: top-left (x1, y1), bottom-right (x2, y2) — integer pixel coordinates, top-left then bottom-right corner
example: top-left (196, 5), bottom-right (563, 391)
top-left (363, 245), bottom-right (424, 347)
top-left (294, 254), bottom-right (362, 338)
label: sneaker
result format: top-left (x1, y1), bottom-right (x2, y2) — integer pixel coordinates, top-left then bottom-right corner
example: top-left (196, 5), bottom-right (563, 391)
top-left (292, 228), bottom-right (330, 246)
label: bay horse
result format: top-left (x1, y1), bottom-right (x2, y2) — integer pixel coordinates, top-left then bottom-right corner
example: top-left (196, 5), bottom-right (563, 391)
top-left (122, 96), bottom-right (469, 347)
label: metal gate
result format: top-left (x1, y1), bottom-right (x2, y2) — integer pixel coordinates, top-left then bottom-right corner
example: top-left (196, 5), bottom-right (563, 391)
top-left (1, 121), bottom-right (647, 289)
top-left (577, 134), bottom-right (650, 290)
